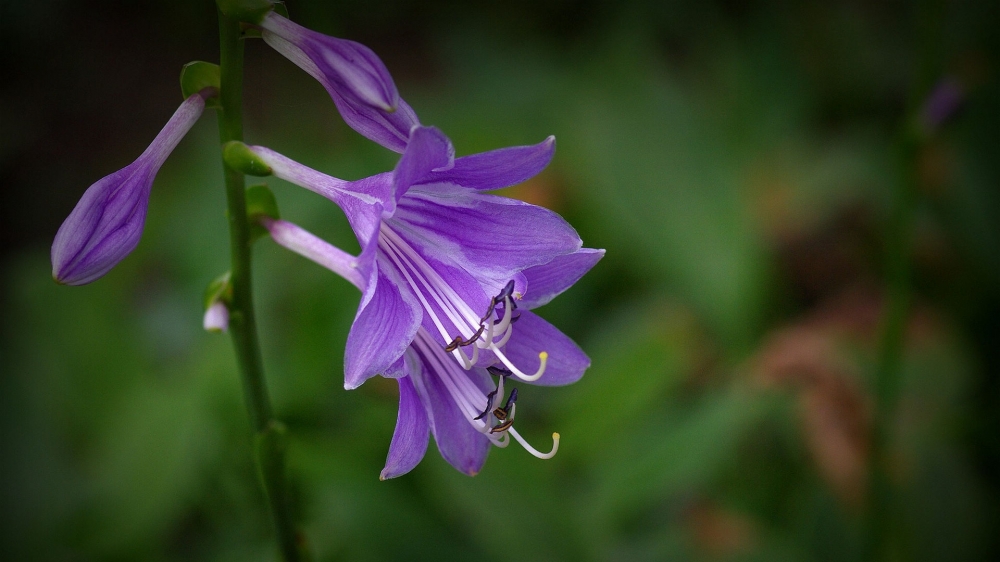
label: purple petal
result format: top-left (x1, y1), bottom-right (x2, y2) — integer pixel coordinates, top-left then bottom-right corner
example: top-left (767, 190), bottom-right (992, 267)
top-left (330, 91), bottom-right (420, 154)
top-left (250, 146), bottom-right (389, 205)
top-left (500, 310), bottom-right (590, 387)
top-left (382, 353), bottom-right (407, 378)
top-left (393, 126), bottom-right (454, 204)
top-left (338, 196), bottom-right (383, 288)
top-left (344, 171), bottom-right (395, 213)
top-left (521, 248), bottom-right (605, 309)
top-left (251, 148), bottom-right (389, 281)
top-left (380, 373), bottom-right (430, 480)
top-left (379, 234), bottom-right (492, 345)
top-left (389, 184), bottom-right (582, 283)
top-left (261, 13), bottom-right (397, 111)
top-left (261, 13), bottom-right (420, 153)
top-left (51, 93), bottom-right (206, 285)
top-left (262, 218), bottom-right (366, 290)
top-left (51, 164), bottom-right (152, 285)
top-left (425, 136), bottom-right (555, 191)
top-left (344, 262), bottom-right (422, 389)
top-left (409, 345), bottom-right (491, 475)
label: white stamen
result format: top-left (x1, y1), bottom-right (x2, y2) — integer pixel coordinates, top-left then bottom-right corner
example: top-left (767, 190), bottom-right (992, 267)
top-left (509, 429), bottom-right (559, 459)
top-left (379, 238), bottom-right (454, 344)
top-left (380, 224), bottom-right (550, 382)
top-left (492, 322), bottom-right (515, 348)
top-left (411, 329), bottom-right (559, 458)
top-left (491, 349), bottom-right (548, 382)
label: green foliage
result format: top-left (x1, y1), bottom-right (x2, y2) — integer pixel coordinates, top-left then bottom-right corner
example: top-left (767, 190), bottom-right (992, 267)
top-left (204, 271), bottom-right (232, 309)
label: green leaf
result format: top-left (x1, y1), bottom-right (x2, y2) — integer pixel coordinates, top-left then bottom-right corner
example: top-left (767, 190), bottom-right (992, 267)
top-left (203, 271), bottom-right (232, 310)
top-left (179, 61), bottom-right (220, 106)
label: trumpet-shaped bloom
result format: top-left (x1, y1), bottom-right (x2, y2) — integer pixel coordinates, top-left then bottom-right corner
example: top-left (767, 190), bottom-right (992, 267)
top-left (252, 127), bottom-right (603, 476)
top-left (51, 90), bottom-right (211, 285)
top-left (259, 12), bottom-right (419, 153)
top-left (262, 216), bottom-right (601, 477)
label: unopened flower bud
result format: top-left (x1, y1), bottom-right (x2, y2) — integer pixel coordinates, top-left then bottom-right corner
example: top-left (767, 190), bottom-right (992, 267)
top-left (203, 301), bottom-right (230, 333)
top-left (51, 90), bottom-right (211, 285)
top-left (258, 12), bottom-right (419, 153)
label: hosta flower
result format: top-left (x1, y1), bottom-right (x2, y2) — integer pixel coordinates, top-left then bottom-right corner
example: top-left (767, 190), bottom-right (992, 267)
top-left (243, 126), bottom-right (603, 476)
top-left (261, 216), bottom-right (602, 477)
top-left (51, 90), bottom-right (212, 285)
top-left (258, 12), bottom-right (419, 153)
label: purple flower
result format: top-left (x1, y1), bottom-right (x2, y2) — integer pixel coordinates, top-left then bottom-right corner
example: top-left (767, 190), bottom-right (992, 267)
top-left (250, 127), bottom-right (603, 476)
top-left (918, 77), bottom-right (964, 134)
top-left (51, 90), bottom-right (211, 285)
top-left (259, 12), bottom-right (419, 153)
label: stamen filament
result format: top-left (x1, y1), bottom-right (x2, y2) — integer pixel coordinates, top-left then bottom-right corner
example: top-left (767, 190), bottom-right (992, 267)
top-left (380, 226), bottom-right (483, 328)
top-left (509, 429), bottom-right (559, 459)
top-left (379, 238), bottom-right (455, 345)
top-left (380, 224), bottom-right (550, 383)
top-left (490, 348), bottom-right (548, 382)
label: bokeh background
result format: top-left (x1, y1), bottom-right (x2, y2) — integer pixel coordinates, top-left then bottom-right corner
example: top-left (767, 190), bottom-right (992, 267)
top-left (2, 0), bottom-right (999, 560)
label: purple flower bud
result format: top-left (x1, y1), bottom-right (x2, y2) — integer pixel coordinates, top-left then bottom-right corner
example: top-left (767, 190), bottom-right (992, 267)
top-left (919, 77), bottom-right (964, 134)
top-left (203, 301), bottom-right (230, 333)
top-left (51, 91), bottom-right (210, 285)
top-left (259, 12), bottom-right (419, 153)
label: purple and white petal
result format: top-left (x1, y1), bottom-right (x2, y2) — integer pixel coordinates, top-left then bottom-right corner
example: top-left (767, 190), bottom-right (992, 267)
top-left (499, 310), bottom-right (590, 387)
top-left (521, 248), bottom-right (605, 309)
top-left (262, 218), bottom-right (366, 290)
top-left (328, 90), bottom-right (420, 154)
top-left (261, 13), bottom-right (398, 111)
top-left (390, 183), bottom-right (582, 282)
top-left (409, 346), bottom-right (492, 475)
top-left (51, 92), bottom-right (207, 285)
top-left (424, 136), bottom-right (555, 191)
top-left (382, 353), bottom-right (407, 379)
top-left (344, 262), bottom-right (422, 389)
top-left (380, 373), bottom-right (430, 480)
top-left (260, 12), bottom-right (419, 153)
top-left (249, 148), bottom-right (390, 280)
top-left (393, 126), bottom-right (454, 205)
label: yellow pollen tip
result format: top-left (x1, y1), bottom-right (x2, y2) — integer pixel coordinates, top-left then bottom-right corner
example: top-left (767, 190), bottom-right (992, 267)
top-left (539, 351), bottom-right (549, 361)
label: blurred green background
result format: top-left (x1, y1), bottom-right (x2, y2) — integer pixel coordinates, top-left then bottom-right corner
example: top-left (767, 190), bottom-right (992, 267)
top-left (2, 0), bottom-right (999, 560)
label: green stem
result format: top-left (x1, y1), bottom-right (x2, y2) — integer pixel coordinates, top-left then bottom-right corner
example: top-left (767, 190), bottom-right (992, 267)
top-left (866, 1), bottom-right (943, 558)
top-left (866, 131), bottom-right (918, 562)
top-left (217, 10), bottom-right (304, 562)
